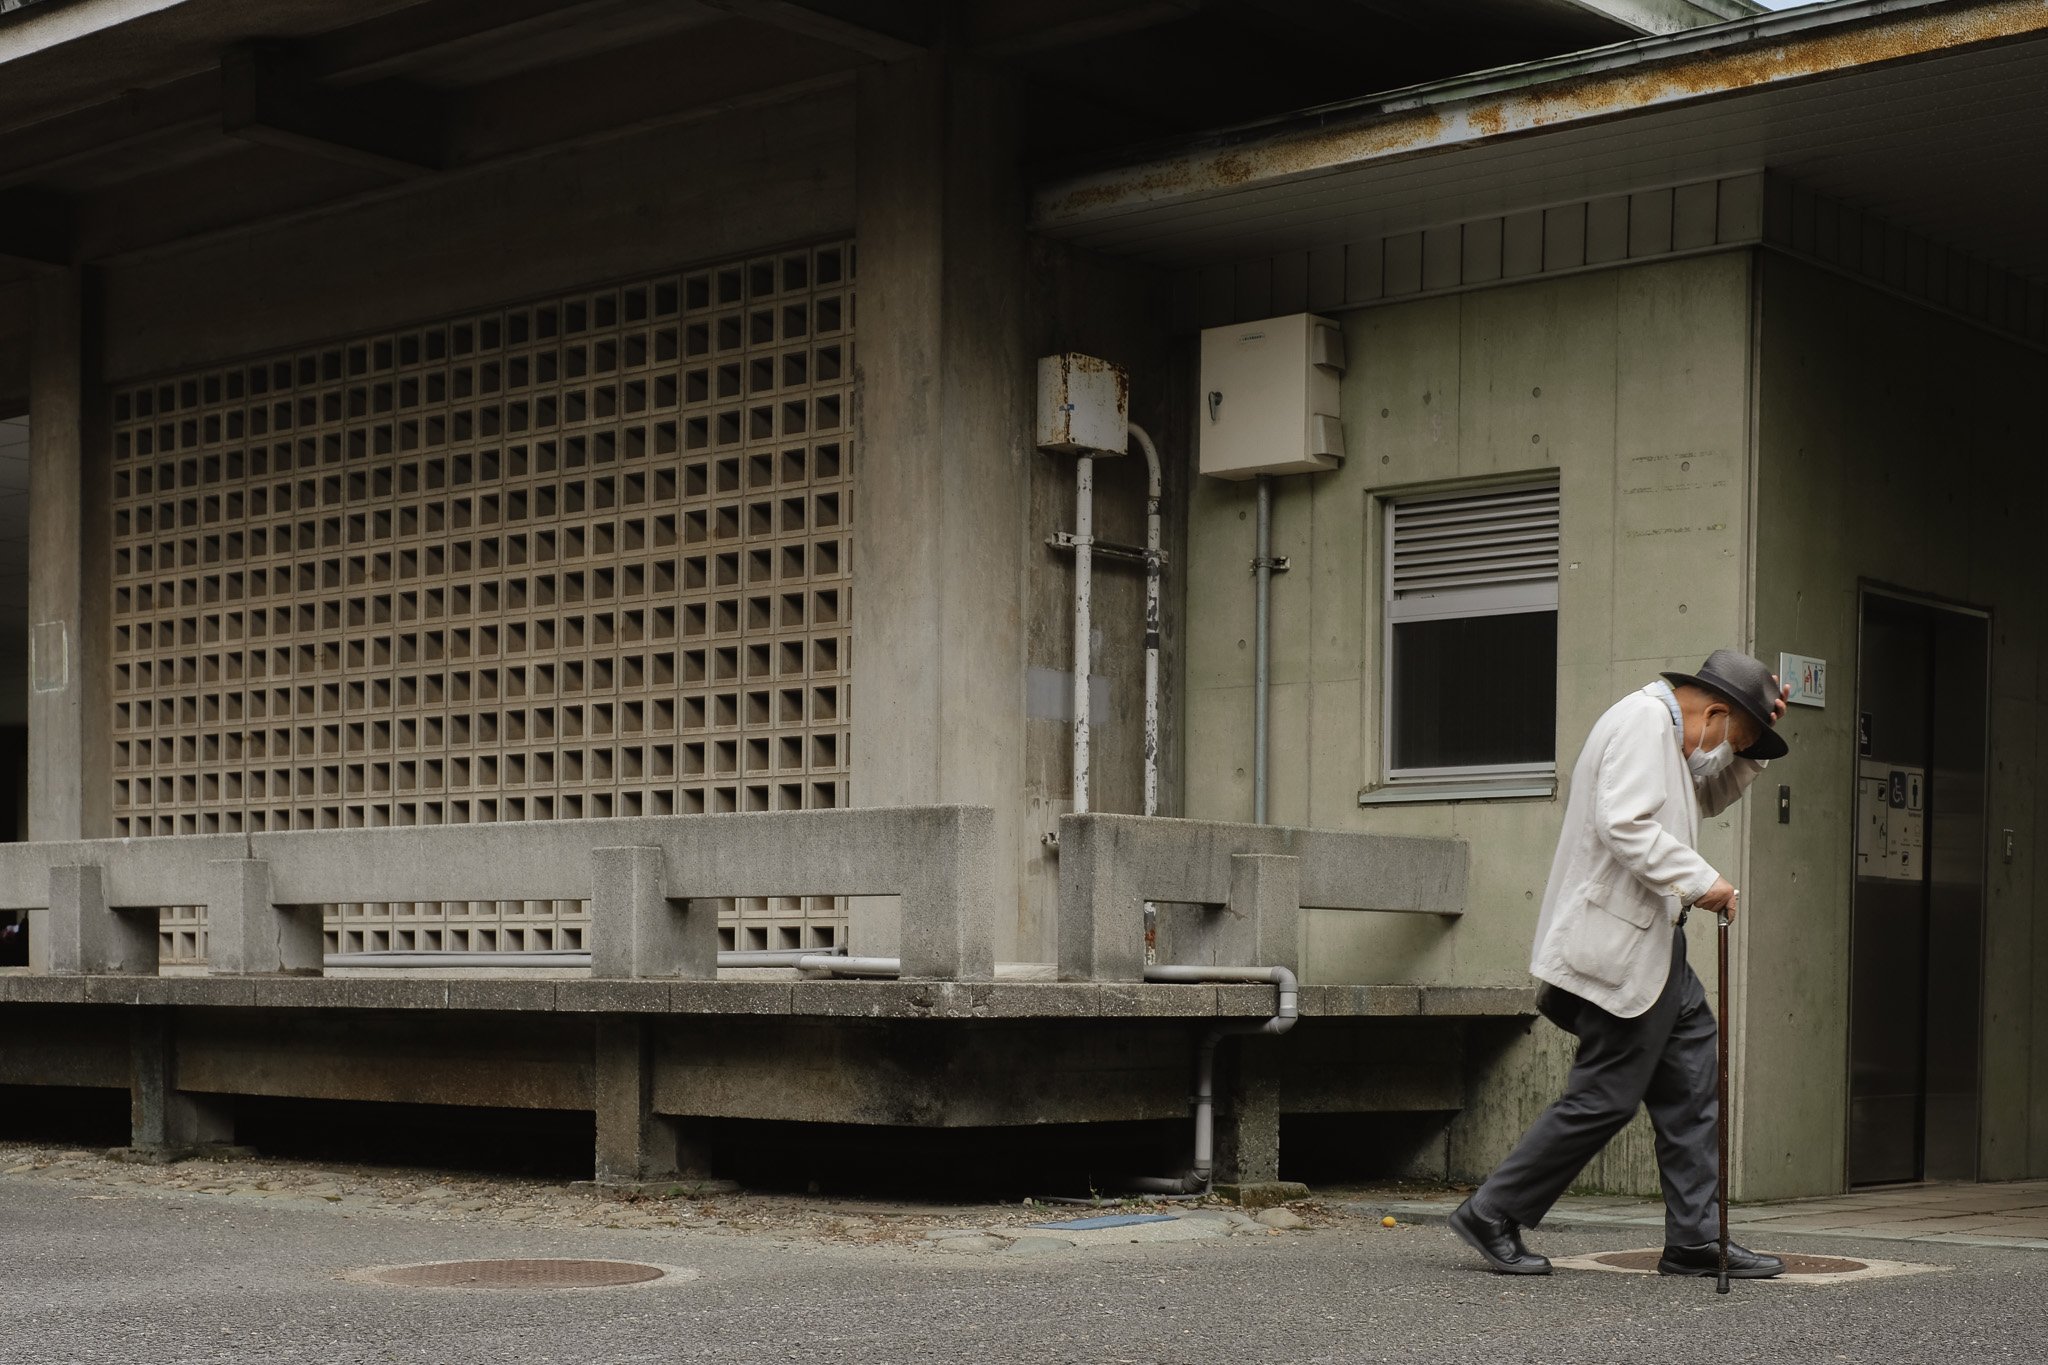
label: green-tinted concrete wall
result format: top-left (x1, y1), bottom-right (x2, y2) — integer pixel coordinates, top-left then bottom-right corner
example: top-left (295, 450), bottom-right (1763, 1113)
top-left (1183, 253), bottom-right (1757, 1194)
top-left (1185, 254), bottom-right (1756, 985)
top-left (1747, 255), bottom-right (2048, 1198)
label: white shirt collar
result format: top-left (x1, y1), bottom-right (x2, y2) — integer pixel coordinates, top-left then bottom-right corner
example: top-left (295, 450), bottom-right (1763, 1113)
top-left (1647, 680), bottom-right (1683, 730)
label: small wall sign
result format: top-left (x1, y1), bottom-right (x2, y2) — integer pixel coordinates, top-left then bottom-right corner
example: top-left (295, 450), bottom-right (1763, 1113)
top-left (1779, 652), bottom-right (1827, 708)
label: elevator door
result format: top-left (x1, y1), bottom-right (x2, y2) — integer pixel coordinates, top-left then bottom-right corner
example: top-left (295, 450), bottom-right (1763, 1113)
top-left (1848, 591), bottom-right (1988, 1185)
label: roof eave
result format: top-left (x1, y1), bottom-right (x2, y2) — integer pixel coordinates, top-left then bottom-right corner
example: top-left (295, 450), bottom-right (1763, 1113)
top-left (0, 0), bottom-right (190, 64)
top-left (1032, 0), bottom-right (2048, 232)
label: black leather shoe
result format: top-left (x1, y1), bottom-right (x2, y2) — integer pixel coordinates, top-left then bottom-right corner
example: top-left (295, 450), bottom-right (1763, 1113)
top-left (1451, 1197), bottom-right (1552, 1275)
top-left (1657, 1240), bottom-right (1784, 1278)
top-left (1505, 1221), bottom-right (1539, 1262)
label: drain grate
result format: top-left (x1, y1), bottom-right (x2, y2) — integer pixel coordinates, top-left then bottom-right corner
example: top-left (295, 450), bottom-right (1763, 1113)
top-left (1591, 1250), bottom-right (1868, 1276)
top-left (366, 1259), bottom-right (668, 1289)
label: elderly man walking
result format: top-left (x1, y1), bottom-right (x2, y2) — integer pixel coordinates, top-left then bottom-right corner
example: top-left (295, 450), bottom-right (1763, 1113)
top-left (1452, 650), bottom-right (1791, 1279)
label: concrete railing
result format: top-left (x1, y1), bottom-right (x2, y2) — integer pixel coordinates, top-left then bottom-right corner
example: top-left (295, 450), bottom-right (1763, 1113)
top-left (0, 806), bottom-right (997, 982)
top-left (1055, 814), bottom-right (1467, 982)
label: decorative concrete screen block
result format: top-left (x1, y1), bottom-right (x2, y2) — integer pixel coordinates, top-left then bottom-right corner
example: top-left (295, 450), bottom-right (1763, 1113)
top-left (107, 243), bottom-right (856, 961)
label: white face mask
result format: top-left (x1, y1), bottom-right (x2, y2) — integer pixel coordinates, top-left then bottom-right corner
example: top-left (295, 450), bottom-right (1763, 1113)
top-left (1688, 710), bottom-right (1736, 780)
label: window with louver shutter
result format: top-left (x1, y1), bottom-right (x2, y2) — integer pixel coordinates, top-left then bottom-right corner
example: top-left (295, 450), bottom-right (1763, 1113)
top-left (1382, 481), bottom-right (1559, 782)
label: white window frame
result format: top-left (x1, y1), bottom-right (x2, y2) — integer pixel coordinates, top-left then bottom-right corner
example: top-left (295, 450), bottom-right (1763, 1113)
top-left (1378, 481), bottom-right (1560, 792)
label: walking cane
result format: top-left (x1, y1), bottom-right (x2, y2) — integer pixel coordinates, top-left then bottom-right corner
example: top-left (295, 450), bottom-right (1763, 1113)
top-left (1716, 899), bottom-right (1733, 1295)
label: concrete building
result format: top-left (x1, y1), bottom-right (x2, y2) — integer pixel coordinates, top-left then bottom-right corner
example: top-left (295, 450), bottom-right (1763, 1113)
top-left (2, 0), bottom-right (2043, 1201)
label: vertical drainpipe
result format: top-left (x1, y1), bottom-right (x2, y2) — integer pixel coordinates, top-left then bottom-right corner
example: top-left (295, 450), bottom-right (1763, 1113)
top-left (1253, 475), bottom-right (1273, 825)
top-left (1127, 423), bottom-right (1165, 820)
top-left (1130, 423), bottom-right (1166, 961)
top-left (1072, 453), bottom-right (1094, 815)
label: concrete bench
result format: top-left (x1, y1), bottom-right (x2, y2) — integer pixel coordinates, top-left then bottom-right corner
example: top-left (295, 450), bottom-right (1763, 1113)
top-left (0, 806), bottom-right (996, 982)
top-left (1055, 814), bottom-right (1467, 982)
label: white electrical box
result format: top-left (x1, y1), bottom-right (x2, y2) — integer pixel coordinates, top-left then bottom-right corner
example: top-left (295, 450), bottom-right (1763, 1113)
top-left (1036, 353), bottom-right (1129, 456)
top-left (1197, 312), bottom-right (1347, 479)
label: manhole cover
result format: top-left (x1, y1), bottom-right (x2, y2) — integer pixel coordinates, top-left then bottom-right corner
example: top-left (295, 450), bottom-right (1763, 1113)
top-left (1550, 1248), bottom-right (1942, 1285)
top-left (1591, 1250), bottom-right (1868, 1276)
top-left (366, 1259), bottom-right (668, 1289)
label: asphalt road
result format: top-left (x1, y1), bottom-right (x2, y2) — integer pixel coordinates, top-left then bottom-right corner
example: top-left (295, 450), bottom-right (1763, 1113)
top-left (2, 1178), bottom-right (2042, 1365)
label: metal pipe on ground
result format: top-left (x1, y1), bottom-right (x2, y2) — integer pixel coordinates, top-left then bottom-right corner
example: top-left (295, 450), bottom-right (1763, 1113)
top-left (324, 951), bottom-right (593, 969)
top-left (1128, 964), bottom-right (1299, 1193)
top-left (320, 947), bottom-right (898, 976)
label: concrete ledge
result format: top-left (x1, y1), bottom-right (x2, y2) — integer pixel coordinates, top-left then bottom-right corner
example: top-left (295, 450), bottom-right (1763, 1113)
top-left (670, 981), bottom-right (794, 1015)
top-left (341, 979), bottom-right (459, 1011)
top-left (556, 979), bottom-right (672, 1014)
top-left (1419, 985), bottom-right (1540, 1016)
top-left (83, 976), bottom-right (255, 1007)
top-left (0, 972), bottom-right (1539, 1020)
top-left (1300, 985), bottom-right (1424, 1016)
top-left (0, 975), bottom-right (87, 1003)
top-left (1217, 1180), bottom-right (1312, 1209)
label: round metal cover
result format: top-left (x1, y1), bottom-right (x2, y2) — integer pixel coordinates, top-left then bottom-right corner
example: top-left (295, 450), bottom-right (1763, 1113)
top-left (368, 1258), bottom-right (668, 1289)
top-left (1591, 1250), bottom-right (1868, 1276)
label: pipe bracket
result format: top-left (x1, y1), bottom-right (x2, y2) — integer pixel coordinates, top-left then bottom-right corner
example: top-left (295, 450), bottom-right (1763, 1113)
top-left (1050, 532), bottom-right (1165, 566)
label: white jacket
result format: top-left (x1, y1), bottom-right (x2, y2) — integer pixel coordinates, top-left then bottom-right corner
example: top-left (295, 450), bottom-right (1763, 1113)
top-left (1529, 684), bottom-right (1766, 1018)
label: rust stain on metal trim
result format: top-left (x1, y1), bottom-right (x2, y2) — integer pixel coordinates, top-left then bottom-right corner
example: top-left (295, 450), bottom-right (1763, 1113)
top-left (1035, 0), bottom-right (2048, 225)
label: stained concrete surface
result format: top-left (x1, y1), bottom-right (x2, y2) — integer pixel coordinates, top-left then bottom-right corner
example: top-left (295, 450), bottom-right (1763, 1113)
top-left (3, 1158), bottom-right (2043, 1364)
top-left (1345, 1179), bottom-right (2048, 1250)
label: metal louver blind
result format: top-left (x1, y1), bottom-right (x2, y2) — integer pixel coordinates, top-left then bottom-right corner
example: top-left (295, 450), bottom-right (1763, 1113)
top-left (1389, 483), bottom-right (1559, 601)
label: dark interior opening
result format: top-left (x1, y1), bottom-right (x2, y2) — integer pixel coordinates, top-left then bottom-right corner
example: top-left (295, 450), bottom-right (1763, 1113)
top-left (1279, 1112), bottom-right (1457, 1186)
top-left (693, 1117), bottom-right (1189, 1200)
top-left (231, 1097), bottom-right (596, 1179)
top-left (0, 1085), bottom-right (130, 1146)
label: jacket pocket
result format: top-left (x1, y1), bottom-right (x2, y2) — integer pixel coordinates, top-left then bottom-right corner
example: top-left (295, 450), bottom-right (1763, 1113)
top-left (1561, 880), bottom-right (1656, 986)
top-left (1589, 878), bottom-right (1659, 929)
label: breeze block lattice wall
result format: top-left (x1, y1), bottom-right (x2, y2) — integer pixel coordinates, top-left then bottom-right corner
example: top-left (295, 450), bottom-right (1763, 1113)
top-left (108, 242), bottom-right (855, 962)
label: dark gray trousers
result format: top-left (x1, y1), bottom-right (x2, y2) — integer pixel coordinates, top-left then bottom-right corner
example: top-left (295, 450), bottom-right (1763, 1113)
top-left (1476, 929), bottom-right (1720, 1246)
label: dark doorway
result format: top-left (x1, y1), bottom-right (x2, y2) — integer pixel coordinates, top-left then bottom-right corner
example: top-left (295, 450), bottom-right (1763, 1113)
top-left (0, 725), bottom-right (24, 965)
top-left (1848, 589), bottom-right (1989, 1185)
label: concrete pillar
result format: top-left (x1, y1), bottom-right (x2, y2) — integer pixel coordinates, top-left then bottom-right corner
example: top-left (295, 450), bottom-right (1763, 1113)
top-left (1055, 814), bottom-right (1145, 982)
top-left (34, 862), bottom-right (158, 975)
top-left (1214, 1042), bottom-right (1282, 1186)
top-left (1158, 852), bottom-right (1302, 971)
top-left (593, 1017), bottom-right (710, 1184)
top-left (129, 1011), bottom-right (234, 1153)
top-left (203, 858), bottom-right (322, 976)
top-left (26, 269), bottom-right (110, 842)
top-left (589, 846), bottom-right (716, 981)
top-left (895, 804), bottom-right (996, 981)
top-left (851, 52), bottom-right (1029, 959)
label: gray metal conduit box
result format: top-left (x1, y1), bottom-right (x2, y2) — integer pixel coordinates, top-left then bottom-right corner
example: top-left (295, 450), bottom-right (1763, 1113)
top-left (1036, 352), bottom-right (1129, 456)
top-left (1197, 312), bottom-right (1347, 479)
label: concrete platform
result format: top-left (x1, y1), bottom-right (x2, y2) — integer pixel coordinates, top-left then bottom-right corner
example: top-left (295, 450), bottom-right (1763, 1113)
top-left (0, 969), bottom-right (1533, 1020)
top-left (0, 971), bottom-right (1538, 1187)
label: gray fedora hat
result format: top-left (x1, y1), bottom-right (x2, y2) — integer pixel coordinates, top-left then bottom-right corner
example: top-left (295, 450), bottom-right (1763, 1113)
top-left (1660, 649), bottom-right (1790, 760)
